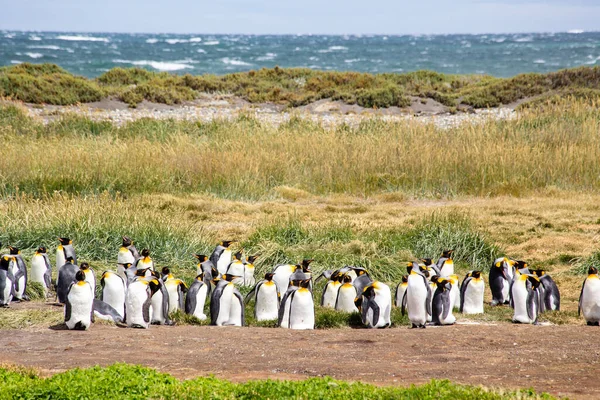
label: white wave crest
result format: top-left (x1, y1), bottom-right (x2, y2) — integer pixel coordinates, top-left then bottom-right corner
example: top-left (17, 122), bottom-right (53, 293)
top-left (166, 39), bottom-right (188, 44)
top-left (568, 29), bottom-right (584, 34)
top-left (203, 40), bottom-right (220, 45)
top-left (25, 52), bottom-right (43, 59)
top-left (318, 45), bottom-right (348, 53)
top-left (197, 49), bottom-right (207, 54)
top-left (256, 53), bottom-right (277, 61)
top-left (189, 37), bottom-right (202, 42)
top-left (146, 38), bottom-right (158, 44)
top-left (113, 59), bottom-right (194, 71)
top-left (533, 59), bottom-right (546, 64)
top-left (221, 57), bottom-right (251, 66)
top-left (29, 35), bottom-right (42, 41)
top-left (57, 35), bottom-right (109, 42)
top-left (514, 36), bottom-right (533, 42)
top-left (28, 45), bottom-right (61, 50)
top-left (344, 59), bottom-right (361, 63)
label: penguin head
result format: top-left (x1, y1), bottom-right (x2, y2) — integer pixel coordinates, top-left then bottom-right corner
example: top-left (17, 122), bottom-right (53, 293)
top-left (195, 274), bottom-right (204, 281)
top-left (419, 265), bottom-right (430, 277)
top-left (36, 246), bottom-right (47, 254)
top-left (58, 237), bottom-right (72, 245)
top-left (441, 250), bottom-right (454, 258)
top-left (494, 260), bottom-right (509, 280)
top-left (0, 255), bottom-right (13, 269)
top-left (301, 259), bottom-right (314, 272)
top-left (421, 258), bottom-right (433, 266)
top-left (122, 236), bottom-right (133, 247)
top-left (471, 270), bottom-right (482, 279)
top-left (233, 251), bottom-right (243, 261)
top-left (194, 254), bottom-right (208, 262)
top-left (148, 279), bottom-right (161, 295)
top-left (79, 262), bottom-right (90, 271)
top-left (136, 268), bottom-right (150, 277)
top-left (514, 260), bottom-right (528, 270)
top-left (247, 255), bottom-right (259, 264)
top-left (435, 278), bottom-right (450, 290)
top-left (401, 275), bottom-right (408, 283)
top-left (222, 274), bottom-right (239, 282)
top-left (298, 279), bottom-right (311, 289)
top-left (352, 266), bottom-right (368, 276)
top-left (221, 240), bottom-right (233, 248)
top-left (589, 267), bottom-right (599, 275)
top-left (75, 270), bottom-right (86, 282)
top-left (161, 266), bottom-right (170, 277)
top-left (406, 262), bottom-right (414, 274)
top-left (8, 246), bottom-right (20, 255)
top-left (121, 262), bottom-right (133, 269)
top-left (141, 249), bottom-right (150, 258)
top-left (532, 269), bottom-right (545, 277)
top-left (342, 275), bottom-right (352, 284)
top-left (66, 256), bottom-right (75, 264)
top-left (211, 266), bottom-right (220, 278)
top-left (527, 274), bottom-right (541, 288)
top-left (264, 272), bottom-right (275, 281)
top-left (430, 274), bottom-right (441, 283)
top-left (362, 284), bottom-right (376, 299)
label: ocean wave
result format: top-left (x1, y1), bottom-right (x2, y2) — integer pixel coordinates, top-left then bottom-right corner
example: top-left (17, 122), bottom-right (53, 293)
top-left (25, 52), bottom-right (43, 59)
top-left (318, 45), bottom-right (348, 53)
top-left (203, 40), bottom-right (220, 45)
top-left (514, 36), bottom-right (533, 42)
top-left (166, 39), bottom-right (188, 44)
top-left (57, 35), bottom-right (109, 42)
top-left (491, 37), bottom-right (506, 43)
top-left (10, 60), bottom-right (22, 64)
top-left (4, 33), bottom-right (15, 39)
top-left (256, 53), bottom-right (277, 61)
top-left (112, 59), bottom-right (193, 71)
top-left (533, 59), bottom-right (546, 64)
top-left (197, 49), bottom-right (207, 54)
top-left (146, 38), bottom-right (158, 44)
top-left (28, 45), bottom-right (61, 50)
top-left (189, 37), bottom-right (202, 42)
top-left (29, 35), bottom-right (42, 41)
top-left (221, 57), bottom-right (251, 66)
top-left (344, 59), bottom-right (362, 63)
top-left (568, 29), bottom-right (584, 34)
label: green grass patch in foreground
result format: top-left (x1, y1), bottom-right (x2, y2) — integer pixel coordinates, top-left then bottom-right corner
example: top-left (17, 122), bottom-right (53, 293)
top-left (0, 363), bottom-right (553, 399)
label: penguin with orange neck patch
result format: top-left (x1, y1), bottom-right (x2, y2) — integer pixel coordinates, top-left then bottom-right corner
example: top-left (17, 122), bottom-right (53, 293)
top-left (246, 272), bottom-right (280, 321)
top-left (65, 270), bottom-right (94, 330)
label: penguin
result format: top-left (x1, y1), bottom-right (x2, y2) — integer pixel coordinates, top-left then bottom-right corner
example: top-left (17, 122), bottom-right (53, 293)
top-left (210, 240), bottom-right (233, 276)
top-left (0, 255), bottom-right (15, 307)
top-left (394, 275), bottom-right (409, 308)
top-left (141, 270), bottom-right (172, 326)
top-left (489, 257), bottom-right (513, 306)
top-left (125, 278), bottom-right (160, 329)
top-left (79, 263), bottom-right (96, 295)
top-left (579, 267), bottom-right (600, 326)
top-left (210, 274), bottom-right (245, 326)
top-left (246, 272), bottom-right (280, 321)
top-left (460, 270), bottom-right (485, 314)
top-left (56, 237), bottom-right (77, 269)
top-left (7, 246), bottom-right (29, 301)
top-left (334, 274), bottom-right (358, 313)
top-left (225, 251), bottom-right (245, 285)
top-left (194, 254), bottom-right (216, 291)
top-left (431, 278), bottom-right (456, 325)
top-left (356, 281), bottom-right (392, 328)
top-left (352, 270), bottom-right (374, 296)
top-left (511, 273), bottom-right (540, 324)
top-left (118, 236), bottom-right (139, 265)
top-left (134, 249), bottom-right (154, 271)
top-left (288, 260), bottom-right (313, 291)
top-left (30, 247), bottom-right (52, 295)
top-left (421, 258), bottom-right (441, 277)
top-left (120, 262), bottom-right (137, 285)
top-left (321, 272), bottom-right (343, 308)
top-left (272, 259), bottom-right (311, 295)
top-left (100, 271), bottom-right (126, 318)
top-left (532, 269), bottom-right (560, 311)
top-left (436, 250), bottom-right (454, 277)
top-left (402, 262), bottom-right (432, 328)
top-left (285, 279), bottom-right (315, 330)
top-left (242, 255), bottom-right (258, 287)
top-left (64, 271), bottom-right (94, 330)
top-left (163, 269), bottom-right (187, 314)
top-left (185, 275), bottom-right (209, 320)
top-left (92, 299), bottom-right (124, 324)
top-left (56, 256), bottom-right (79, 304)
top-left (447, 274), bottom-right (461, 310)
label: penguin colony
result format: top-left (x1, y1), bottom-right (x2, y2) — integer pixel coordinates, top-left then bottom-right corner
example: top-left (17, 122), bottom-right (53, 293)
top-left (4, 238), bottom-right (599, 330)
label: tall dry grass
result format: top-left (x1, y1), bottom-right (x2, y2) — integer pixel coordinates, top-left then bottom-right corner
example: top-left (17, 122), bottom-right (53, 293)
top-left (1, 99), bottom-right (600, 199)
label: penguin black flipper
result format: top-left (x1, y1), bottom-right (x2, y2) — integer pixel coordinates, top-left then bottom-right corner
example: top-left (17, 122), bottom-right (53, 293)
top-left (314, 270), bottom-right (333, 284)
top-left (233, 289), bottom-right (245, 326)
top-left (177, 283), bottom-right (187, 311)
top-left (442, 289), bottom-right (451, 320)
top-left (278, 288), bottom-right (294, 327)
top-left (210, 285), bottom-right (223, 326)
top-left (424, 275), bottom-right (432, 316)
top-left (578, 279), bottom-right (587, 316)
top-left (160, 282), bottom-right (171, 324)
top-left (185, 282), bottom-right (201, 315)
top-left (400, 289), bottom-right (408, 316)
top-left (209, 247), bottom-right (225, 267)
top-left (526, 281), bottom-right (535, 321)
top-left (508, 279), bottom-right (515, 308)
top-left (320, 282), bottom-right (329, 306)
top-left (64, 294), bottom-right (73, 322)
top-left (459, 277), bottom-right (472, 313)
top-left (43, 254), bottom-right (52, 292)
top-left (245, 281), bottom-right (260, 304)
top-left (362, 297), bottom-right (379, 328)
top-left (142, 291), bottom-right (152, 325)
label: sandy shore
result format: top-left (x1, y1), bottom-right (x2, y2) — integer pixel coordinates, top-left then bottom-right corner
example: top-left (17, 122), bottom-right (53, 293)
top-left (20, 96), bottom-right (517, 129)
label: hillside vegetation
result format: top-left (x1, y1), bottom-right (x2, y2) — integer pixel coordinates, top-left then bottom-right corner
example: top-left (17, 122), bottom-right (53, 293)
top-left (1, 63), bottom-right (600, 108)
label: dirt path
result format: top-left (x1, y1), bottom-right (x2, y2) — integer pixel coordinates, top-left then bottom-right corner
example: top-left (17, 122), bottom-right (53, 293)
top-left (0, 318), bottom-right (598, 399)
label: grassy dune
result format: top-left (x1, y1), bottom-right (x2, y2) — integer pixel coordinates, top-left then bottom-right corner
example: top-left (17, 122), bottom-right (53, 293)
top-left (2, 63), bottom-right (600, 108)
top-left (1, 99), bottom-right (600, 199)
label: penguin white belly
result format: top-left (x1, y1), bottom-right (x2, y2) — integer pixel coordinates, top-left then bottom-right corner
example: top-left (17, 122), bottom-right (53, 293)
top-left (243, 266), bottom-right (255, 287)
top-left (512, 282), bottom-right (535, 323)
top-left (117, 248), bottom-right (135, 265)
top-left (255, 282), bottom-right (278, 321)
top-left (151, 289), bottom-right (166, 324)
top-left (462, 280), bottom-right (485, 314)
top-left (30, 256), bottom-right (48, 289)
top-left (216, 250), bottom-right (232, 275)
top-left (102, 277), bottom-right (126, 317)
top-left (10, 260), bottom-right (25, 299)
top-left (192, 284), bottom-right (208, 320)
top-left (501, 280), bottom-right (510, 303)
top-left (84, 270), bottom-right (96, 295)
top-left (450, 284), bottom-right (460, 310)
top-left (407, 277), bottom-right (428, 326)
top-left (126, 282), bottom-right (151, 328)
top-left (227, 262), bottom-right (245, 285)
top-left (372, 284), bottom-right (392, 328)
top-left (138, 258), bottom-right (154, 271)
top-left (440, 262), bottom-right (454, 277)
top-left (56, 249), bottom-right (66, 270)
top-left (273, 265), bottom-right (294, 295)
top-left (225, 294), bottom-right (243, 326)
top-left (321, 281), bottom-right (340, 308)
top-left (66, 283), bottom-right (93, 330)
top-left (289, 288), bottom-right (314, 330)
top-left (395, 284), bottom-right (407, 308)
top-left (215, 283), bottom-right (234, 326)
top-left (166, 284), bottom-right (180, 314)
top-left (582, 278), bottom-right (600, 322)
top-left (1, 274), bottom-right (13, 305)
top-left (335, 285), bottom-right (358, 313)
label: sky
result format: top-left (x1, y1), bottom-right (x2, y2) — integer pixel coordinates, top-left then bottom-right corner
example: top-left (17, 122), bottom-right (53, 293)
top-left (1, 0), bottom-right (599, 35)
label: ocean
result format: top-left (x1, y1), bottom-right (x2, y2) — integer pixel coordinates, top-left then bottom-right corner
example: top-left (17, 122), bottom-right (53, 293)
top-left (1, 30), bottom-right (599, 78)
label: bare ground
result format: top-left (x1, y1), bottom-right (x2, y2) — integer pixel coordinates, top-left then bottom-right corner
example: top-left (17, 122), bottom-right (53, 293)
top-left (0, 303), bottom-right (598, 399)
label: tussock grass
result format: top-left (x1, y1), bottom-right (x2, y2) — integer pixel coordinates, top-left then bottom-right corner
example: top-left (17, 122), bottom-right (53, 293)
top-left (2, 100), bottom-right (600, 199)
top-left (0, 364), bottom-right (553, 400)
top-left (0, 308), bottom-right (62, 329)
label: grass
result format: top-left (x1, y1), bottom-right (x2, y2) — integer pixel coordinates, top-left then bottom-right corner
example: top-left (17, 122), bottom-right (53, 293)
top-left (2, 99), bottom-right (600, 199)
top-left (3, 63), bottom-right (600, 109)
top-left (0, 364), bottom-right (553, 400)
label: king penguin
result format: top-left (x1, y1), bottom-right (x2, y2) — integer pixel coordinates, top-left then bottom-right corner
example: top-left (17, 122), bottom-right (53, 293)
top-left (579, 267), bottom-right (600, 325)
top-left (79, 263), bottom-right (96, 296)
top-left (210, 274), bottom-right (245, 326)
top-left (242, 255), bottom-right (258, 287)
top-left (532, 269), bottom-right (560, 311)
top-left (31, 247), bottom-right (52, 296)
top-left (436, 250), bottom-right (455, 277)
top-left (126, 278), bottom-right (160, 329)
top-left (0, 255), bottom-right (15, 307)
top-left (447, 274), bottom-right (461, 310)
top-left (134, 249), bottom-right (154, 271)
top-left (210, 240), bottom-right (234, 276)
top-left (92, 299), bottom-right (124, 324)
top-left (64, 270), bottom-right (94, 330)
top-left (460, 270), bottom-right (485, 314)
top-left (431, 277), bottom-right (456, 325)
top-left (356, 281), bottom-right (392, 328)
top-left (56, 256), bottom-right (79, 304)
top-left (185, 274), bottom-right (209, 320)
top-left (225, 251), bottom-right (245, 285)
top-left (321, 271), bottom-right (342, 308)
top-left (118, 236), bottom-right (139, 265)
top-left (56, 237), bottom-right (77, 269)
top-left (246, 272), bottom-right (280, 321)
top-left (285, 279), bottom-right (315, 330)
top-left (194, 254), bottom-right (216, 293)
top-left (7, 246), bottom-right (29, 301)
top-left (403, 262), bottom-right (432, 328)
top-left (272, 259), bottom-right (313, 296)
top-left (335, 274), bottom-right (359, 313)
top-left (100, 270), bottom-right (126, 318)
top-left (394, 275), bottom-right (409, 308)
top-left (511, 273), bottom-right (540, 324)
top-left (163, 268), bottom-right (188, 314)
top-left (489, 257), bottom-right (513, 306)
